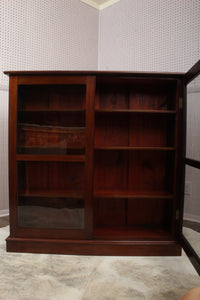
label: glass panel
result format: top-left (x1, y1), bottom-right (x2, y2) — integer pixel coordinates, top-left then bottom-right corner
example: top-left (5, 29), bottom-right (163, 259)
top-left (18, 197), bottom-right (84, 229)
top-left (186, 74), bottom-right (200, 161)
top-left (17, 161), bottom-right (85, 229)
top-left (17, 85), bottom-right (86, 155)
top-left (183, 165), bottom-right (200, 257)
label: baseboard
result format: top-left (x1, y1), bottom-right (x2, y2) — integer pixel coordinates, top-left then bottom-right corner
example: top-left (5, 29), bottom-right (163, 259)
top-left (184, 213), bottom-right (200, 224)
top-left (0, 209), bottom-right (9, 217)
top-left (187, 85), bottom-right (200, 94)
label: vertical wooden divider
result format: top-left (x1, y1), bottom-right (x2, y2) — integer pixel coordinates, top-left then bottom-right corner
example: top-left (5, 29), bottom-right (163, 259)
top-left (171, 79), bottom-right (182, 237)
top-left (9, 76), bottom-right (18, 236)
top-left (126, 85), bottom-right (131, 226)
top-left (85, 76), bottom-right (96, 238)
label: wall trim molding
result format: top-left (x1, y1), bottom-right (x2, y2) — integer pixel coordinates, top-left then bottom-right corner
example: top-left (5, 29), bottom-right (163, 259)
top-left (184, 213), bottom-right (200, 224)
top-left (80, 0), bottom-right (120, 10)
top-left (0, 209), bottom-right (9, 217)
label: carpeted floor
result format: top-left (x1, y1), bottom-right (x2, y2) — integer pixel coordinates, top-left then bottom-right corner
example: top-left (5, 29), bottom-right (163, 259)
top-left (0, 226), bottom-right (199, 300)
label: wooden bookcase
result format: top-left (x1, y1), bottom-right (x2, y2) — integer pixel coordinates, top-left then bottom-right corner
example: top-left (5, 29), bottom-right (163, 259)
top-left (4, 63), bottom-right (200, 256)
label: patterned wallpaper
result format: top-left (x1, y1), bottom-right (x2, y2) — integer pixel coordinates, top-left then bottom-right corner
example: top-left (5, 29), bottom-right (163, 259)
top-left (99, 0), bottom-right (200, 73)
top-left (0, 0), bottom-right (99, 86)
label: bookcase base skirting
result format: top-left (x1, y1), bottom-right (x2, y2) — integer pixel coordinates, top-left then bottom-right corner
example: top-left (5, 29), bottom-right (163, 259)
top-left (6, 237), bottom-right (181, 256)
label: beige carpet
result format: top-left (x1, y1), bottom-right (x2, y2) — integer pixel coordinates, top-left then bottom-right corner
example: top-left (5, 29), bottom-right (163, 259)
top-left (0, 226), bottom-right (199, 300)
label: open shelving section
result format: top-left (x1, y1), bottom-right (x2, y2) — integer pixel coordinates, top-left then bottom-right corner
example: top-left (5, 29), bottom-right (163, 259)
top-left (93, 77), bottom-right (177, 241)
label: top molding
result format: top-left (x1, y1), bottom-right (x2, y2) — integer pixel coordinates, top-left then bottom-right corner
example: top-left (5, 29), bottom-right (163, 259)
top-left (4, 70), bottom-right (184, 79)
top-left (80, 0), bottom-right (120, 10)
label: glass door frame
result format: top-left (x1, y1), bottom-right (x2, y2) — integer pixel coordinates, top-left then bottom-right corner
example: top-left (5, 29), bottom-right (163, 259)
top-left (180, 60), bottom-right (200, 275)
top-left (9, 74), bottom-right (95, 240)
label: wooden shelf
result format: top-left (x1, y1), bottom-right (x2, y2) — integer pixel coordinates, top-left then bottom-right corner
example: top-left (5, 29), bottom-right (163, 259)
top-left (94, 190), bottom-right (174, 199)
top-left (19, 108), bottom-right (175, 114)
top-left (93, 226), bottom-right (173, 240)
top-left (18, 109), bottom-right (85, 112)
top-left (94, 146), bottom-right (176, 151)
top-left (18, 124), bottom-right (86, 131)
top-left (16, 154), bottom-right (85, 162)
top-left (95, 109), bottom-right (176, 114)
top-left (19, 189), bottom-right (85, 198)
top-left (18, 145), bottom-right (85, 149)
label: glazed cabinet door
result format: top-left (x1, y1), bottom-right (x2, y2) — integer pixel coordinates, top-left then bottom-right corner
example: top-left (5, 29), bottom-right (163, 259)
top-left (9, 75), bottom-right (95, 239)
top-left (180, 60), bottom-right (200, 275)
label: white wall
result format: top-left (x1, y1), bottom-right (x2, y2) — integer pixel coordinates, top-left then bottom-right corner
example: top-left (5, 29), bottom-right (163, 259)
top-left (0, 89), bottom-right (8, 215)
top-left (98, 0), bottom-right (200, 72)
top-left (0, 0), bottom-right (99, 214)
top-left (0, 0), bottom-right (99, 86)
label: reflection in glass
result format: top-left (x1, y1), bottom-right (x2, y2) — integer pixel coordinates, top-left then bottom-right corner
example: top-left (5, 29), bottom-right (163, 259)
top-left (17, 161), bottom-right (85, 229)
top-left (17, 85), bottom-right (86, 155)
top-left (18, 197), bottom-right (84, 229)
top-left (186, 74), bottom-right (200, 161)
top-left (183, 165), bottom-right (200, 257)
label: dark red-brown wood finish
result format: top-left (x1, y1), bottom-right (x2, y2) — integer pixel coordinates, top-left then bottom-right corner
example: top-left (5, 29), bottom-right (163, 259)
top-left (4, 64), bottom-right (200, 257)
top-left (8, 76), bottom-right (18, 237)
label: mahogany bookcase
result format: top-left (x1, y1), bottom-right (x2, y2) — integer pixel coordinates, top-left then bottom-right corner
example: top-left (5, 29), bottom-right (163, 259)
top-left (4, 61), bottom-right (200, 257)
